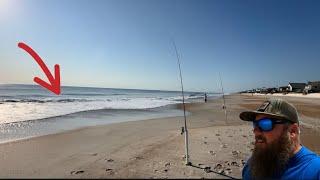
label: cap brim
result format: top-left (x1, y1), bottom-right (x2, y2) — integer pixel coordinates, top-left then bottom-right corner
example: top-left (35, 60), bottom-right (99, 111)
top-left (239, 111), bottom-right (288, 121)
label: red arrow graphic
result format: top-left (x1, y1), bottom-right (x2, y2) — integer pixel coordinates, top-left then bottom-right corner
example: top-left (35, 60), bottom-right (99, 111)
top-left (18, 42), bottom-right (61, 95)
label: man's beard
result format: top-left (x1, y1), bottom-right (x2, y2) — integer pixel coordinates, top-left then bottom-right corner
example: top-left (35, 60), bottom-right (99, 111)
top-left (250, 129), bottom-right (294, 179)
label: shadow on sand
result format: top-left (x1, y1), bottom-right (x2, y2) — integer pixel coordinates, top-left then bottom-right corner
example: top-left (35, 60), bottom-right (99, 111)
top-left (188, 163), bottom-right (238, 179)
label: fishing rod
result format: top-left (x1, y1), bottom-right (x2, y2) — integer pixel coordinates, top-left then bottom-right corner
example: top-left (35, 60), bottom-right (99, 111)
top-left (219, 73), bottom-right (227, 123)
top-left (172, 40), bottom-right (191, 166)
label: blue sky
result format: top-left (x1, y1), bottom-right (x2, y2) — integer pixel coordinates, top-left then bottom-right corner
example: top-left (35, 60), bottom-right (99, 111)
top-left (1, 0), bottom-right (320, 93)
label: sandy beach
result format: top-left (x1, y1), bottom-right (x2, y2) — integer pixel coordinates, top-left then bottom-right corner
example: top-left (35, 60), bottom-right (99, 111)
top-left (0, 94), bottom-right (319, 178)
top-left (250, 92), bottom-right (320, 99)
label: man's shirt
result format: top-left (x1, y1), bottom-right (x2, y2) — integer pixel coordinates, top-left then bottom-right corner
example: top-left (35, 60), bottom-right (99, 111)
top-left (243, 146), bottom-right (320, 179)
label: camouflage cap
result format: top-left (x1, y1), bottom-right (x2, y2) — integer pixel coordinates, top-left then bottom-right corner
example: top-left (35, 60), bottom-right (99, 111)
top-left (239, 98), bottom-right (299, 123)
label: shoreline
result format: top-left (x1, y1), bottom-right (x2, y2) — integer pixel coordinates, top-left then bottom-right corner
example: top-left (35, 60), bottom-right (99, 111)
top-left (0, 104), bottom-right (190, 144)
top-left (0, 108), bottom-right (186, 146)
top-left (0, 97), bottom-right (215, 146)
top-left (0, 96), bottom-right (220, 144)
top-left (0, 94), bottom-right (318, 178)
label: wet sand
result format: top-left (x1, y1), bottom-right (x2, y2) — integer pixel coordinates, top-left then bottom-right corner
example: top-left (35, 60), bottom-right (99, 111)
top-left (0, 94), bottom-right (318, 178)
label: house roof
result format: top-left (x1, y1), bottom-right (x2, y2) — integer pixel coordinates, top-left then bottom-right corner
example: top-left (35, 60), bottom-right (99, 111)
top-left (289, 83), bottom-right (306, 86)
top-left (308, 81), bottom-right (320, 84)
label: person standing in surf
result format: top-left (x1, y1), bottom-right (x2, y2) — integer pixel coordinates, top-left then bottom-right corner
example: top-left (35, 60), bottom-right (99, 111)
top-left (239, 98), bottom-right (320, 179)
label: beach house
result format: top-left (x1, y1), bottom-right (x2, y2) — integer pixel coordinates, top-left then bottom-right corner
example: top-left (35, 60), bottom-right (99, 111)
top-left (304, 81), bottom-right (320, 93)
top-left (279, 86), bottom-right (289, 93)
top-left (288, 83), bottom-right (306, 93)
top-left (267, 87), bottom-right (278, 94)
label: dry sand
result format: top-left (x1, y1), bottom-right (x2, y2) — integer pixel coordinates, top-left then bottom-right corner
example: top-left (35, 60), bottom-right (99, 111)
top-left (0, 94), bottom-right (319, 178)
top-left (252, 92), bottom-right (320, 99)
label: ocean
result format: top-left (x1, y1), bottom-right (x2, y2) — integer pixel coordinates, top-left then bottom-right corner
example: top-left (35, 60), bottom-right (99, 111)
top-left (0, 84), bottom-right (220, 143)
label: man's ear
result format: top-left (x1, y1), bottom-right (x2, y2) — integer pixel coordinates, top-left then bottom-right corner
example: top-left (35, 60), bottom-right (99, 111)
top-left (288, 123), bottom-right (299, 138)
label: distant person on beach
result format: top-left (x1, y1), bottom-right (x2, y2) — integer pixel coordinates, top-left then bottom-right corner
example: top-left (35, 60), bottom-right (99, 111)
top-left (204, 93), bottom-right (207, 102)
top-left (239, 98), bottom-right (320, 179)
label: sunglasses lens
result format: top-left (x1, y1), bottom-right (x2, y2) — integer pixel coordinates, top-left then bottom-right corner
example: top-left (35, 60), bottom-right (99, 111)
top-left (259, 119), bottom-right (273, 131)
top-left (253, 118), bottom-right (273, 131)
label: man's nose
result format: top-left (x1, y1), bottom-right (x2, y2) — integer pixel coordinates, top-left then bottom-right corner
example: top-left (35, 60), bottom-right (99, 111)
top-left (253, 126), bottom-right (262, 135)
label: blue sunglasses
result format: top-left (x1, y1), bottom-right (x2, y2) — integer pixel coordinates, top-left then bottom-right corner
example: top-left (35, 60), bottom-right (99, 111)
top-left (253, 118), bottom-right (289, 132)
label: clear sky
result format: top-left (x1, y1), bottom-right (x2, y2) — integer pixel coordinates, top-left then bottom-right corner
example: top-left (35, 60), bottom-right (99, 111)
top-left (1, 0), bottom-right (320, 93)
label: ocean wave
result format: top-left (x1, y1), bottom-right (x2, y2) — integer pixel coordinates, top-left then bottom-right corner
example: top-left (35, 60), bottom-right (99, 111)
top-left (2, 99), bottom-right (20, 103)
top-left (0, 85), bottom-right (219, 125)
top-left (189, 93), bottom-right (203, 97)
top-left (0, 95), bottom-right (52, 100)
top-left (0, 105), bottom-right (183, 129)
top-left (167, 95), bottom-right (204, 101)
top-left (0, 97), bottom-right (181, 124)
top-left (0, 94), bottom-right (214, 105)
top-left (0, 98), bottom-right (95, 103)
top-left (57, 93), bottom-right (128, 96)
top-left (62, 93), bottom-right (108, 96)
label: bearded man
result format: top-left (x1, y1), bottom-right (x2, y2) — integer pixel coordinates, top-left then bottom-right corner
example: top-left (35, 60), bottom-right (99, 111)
top-left (240, 98), bottom-right (320, 179)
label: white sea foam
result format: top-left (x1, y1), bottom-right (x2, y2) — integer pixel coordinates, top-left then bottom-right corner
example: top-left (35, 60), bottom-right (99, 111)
top-left (0, 97), bottom-right (181, 124)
